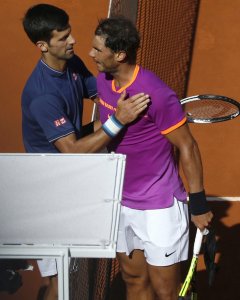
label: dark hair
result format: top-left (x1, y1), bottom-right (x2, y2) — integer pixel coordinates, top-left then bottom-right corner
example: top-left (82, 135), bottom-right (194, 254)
top-left (95, 17), bottom-right (140, 64)
top-left (22, 4), bottom-right (69, 44)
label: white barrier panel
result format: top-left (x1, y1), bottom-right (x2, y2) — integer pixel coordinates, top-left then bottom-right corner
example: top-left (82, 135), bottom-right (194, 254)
top-left (0, 153), bottom-right (126, 300)
top-left (0, 153), bottom-right (125, 255)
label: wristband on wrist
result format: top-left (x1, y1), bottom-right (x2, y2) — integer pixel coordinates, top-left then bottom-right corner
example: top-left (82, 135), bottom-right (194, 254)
top-left (102, 114), bottom-right (124, 138)
top-left (189, 190), bottom-right (210, 215)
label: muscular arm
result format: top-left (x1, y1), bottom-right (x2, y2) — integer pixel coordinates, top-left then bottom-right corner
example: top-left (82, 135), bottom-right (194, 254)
top-left (54, 128), bottom-right (111, 153)
top-left (93, 120), bottom-right (102, 132)
top-left (166, 123), bottom-right (203, 193)
top-left (54, 91), bottom-right (149, 153)
top-left (165, 123), bottom-right (213, 230)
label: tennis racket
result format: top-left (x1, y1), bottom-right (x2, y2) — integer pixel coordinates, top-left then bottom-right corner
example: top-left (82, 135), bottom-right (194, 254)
top-left (203, 228), bottom-right (217, 287)
top-left (180, 94), bottom-right (240, 123)
top-left (178, 228), bottom-right (209, 300)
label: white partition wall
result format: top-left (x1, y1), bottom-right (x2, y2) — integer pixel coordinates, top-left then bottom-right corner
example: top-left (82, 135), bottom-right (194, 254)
top-left (0, 153), bottom-right (126, 300)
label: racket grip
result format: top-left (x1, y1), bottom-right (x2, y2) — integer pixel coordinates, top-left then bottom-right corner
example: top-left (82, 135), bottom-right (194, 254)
top-left (193, 228), bottom-right (209, 255)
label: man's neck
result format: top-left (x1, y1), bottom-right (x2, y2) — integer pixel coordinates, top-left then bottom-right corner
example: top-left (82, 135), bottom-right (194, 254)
top-left (112, 64), bottom-right (137, 88)
top-left (41, 55), bottom-right (67, 72)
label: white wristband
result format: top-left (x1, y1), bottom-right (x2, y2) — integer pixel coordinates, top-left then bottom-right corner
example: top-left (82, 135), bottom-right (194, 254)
top-left (102, 114), bottom-right (124, 138)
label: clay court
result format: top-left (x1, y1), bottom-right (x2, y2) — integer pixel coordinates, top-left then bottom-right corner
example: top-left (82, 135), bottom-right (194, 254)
top-left (0, 0), bottom-right (239, 299)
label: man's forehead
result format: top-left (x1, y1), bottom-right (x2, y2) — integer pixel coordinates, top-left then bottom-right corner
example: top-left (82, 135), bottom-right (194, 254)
top-left (94, 35), bottom-right (106, 43)
top-left (93, 35), bottom-right (108, 48)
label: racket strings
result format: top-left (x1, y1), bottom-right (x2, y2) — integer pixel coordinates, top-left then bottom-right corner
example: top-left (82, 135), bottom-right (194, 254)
top-left (184, 99), bottom-right (239, 119)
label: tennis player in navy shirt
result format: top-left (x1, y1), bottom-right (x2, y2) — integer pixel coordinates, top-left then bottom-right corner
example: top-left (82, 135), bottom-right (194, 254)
top-left (21, 4), bottom-right (149, 299)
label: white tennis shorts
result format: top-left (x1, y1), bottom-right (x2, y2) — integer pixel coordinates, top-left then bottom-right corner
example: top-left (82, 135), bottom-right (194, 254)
top-left (117, 198), bottom-right (189, 266)
top-left (37, 258), bottom-right (58, 277)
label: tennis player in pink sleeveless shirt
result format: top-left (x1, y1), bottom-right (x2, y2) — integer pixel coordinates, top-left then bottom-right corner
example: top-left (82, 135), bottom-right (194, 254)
top-left (90, 17), bottom-right (213, 300)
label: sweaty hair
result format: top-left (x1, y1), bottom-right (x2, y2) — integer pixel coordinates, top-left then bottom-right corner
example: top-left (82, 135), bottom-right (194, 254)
top-left (22, 4), bottom-right (69, 44)
top-left (95, 17), bottom-right (140, 64)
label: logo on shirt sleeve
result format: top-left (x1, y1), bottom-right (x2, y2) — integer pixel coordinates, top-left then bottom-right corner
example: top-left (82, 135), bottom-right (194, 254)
top-left (73, 73), bottom-right (78, 81)
top-left (54, 117), bottom-right (67, 127)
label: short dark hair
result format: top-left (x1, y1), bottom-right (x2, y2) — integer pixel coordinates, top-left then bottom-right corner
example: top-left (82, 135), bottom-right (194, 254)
top-left (22, 4), bottom-right (69, 44)
top-left (95, 17), bottom-right (140, 64)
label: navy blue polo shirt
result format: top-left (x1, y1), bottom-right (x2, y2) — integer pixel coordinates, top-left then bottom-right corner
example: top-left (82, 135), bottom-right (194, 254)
top-left (22, 55), bottom-right (97, 153)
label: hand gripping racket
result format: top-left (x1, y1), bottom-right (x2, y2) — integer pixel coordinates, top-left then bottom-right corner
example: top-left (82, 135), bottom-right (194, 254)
top-left (180, 94), bottom-right (240, 123)
top-left (178, 228), bottom-right (209, 299)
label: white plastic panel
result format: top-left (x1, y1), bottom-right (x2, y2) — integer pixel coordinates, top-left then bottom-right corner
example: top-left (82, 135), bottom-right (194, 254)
top-left (0, 153), bottom-right (126, 251)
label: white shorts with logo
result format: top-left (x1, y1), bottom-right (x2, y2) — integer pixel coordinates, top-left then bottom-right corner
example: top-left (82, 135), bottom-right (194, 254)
top-left (37, 258), bottom-right (58, 277)
top-left (117, 198), bottom-right (189, 266)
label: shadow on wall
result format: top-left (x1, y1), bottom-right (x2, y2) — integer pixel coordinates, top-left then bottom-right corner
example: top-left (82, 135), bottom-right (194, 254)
top-left (189, 200), bottom-right (240, 300)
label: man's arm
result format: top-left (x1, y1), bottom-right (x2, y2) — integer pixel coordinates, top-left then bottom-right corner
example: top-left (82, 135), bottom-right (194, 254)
top-left (54, 91), bottom-right (149, 153)
top-left (165, 123), bottom-right (213, 230)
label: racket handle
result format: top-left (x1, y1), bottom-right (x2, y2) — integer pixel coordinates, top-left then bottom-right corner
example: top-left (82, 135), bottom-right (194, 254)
top-left (193, 228), bottom-right (209, 255)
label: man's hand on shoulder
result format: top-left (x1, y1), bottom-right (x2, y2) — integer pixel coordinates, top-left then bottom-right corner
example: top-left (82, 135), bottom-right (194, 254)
top-left (115, 90), bottom-right (150, 125)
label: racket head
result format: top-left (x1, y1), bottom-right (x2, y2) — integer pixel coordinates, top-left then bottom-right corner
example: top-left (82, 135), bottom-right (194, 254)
top-left (180, 94), bottom-right (240, 123)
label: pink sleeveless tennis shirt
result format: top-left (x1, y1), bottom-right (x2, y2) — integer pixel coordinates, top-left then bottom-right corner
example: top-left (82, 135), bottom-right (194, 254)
top-left (97, 65), bottom-right (187, 210)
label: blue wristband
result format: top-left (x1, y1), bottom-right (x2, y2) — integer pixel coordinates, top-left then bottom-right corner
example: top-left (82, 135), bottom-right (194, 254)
top-left (102, 114), bottom-right (124, 138)
top-left (111, 114), bottom-right (124, 129)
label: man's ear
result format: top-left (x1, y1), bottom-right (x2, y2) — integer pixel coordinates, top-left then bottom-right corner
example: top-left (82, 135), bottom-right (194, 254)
top-left (115, 51), bottom-right (127, 62)
top-left (36, 41), bottom-right (48, 53)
